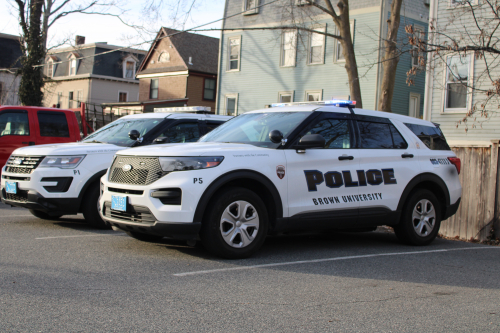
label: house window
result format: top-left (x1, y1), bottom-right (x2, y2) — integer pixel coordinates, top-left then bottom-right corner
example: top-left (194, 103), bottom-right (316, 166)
top-left (449, 0), bottom-right (477, 6)
top-left (409, 93), bottom-right (421, 118)
top-left (335, 21), bottom-right (355, 62)
top-left (69, 58), bottom-right (78, 75)
top-left (411, 26), bottom-right (425, 68)
top-left (119, 91), bottom-right (128, 102)
top-left (281, 30), bottom-right (297, 67)
top-left (305, 90), bottom-right (322, 101)
top-left (150, 79), bottom-right (159, 99)
top-left (158, 52), bottom-right (171, 63)
top-left (47, 61), bottom-right (54, 77)
top-left (125, 61), bottom-right (135, 78)
top-left (308, 27), bottom-right (326, 65)
top-left (68, 91), bottom-right (74, 108)
top-left (227, 36), bottom-right (241, 71)
top-left (278, 91), bottom-right (294, 103)
top-left (76, 90), bottom-right (83, 108)
top-left (445, 54), bottom-right (472, 111)
top-left (243, 0), bottom-right (259, 15)
top-left (204, 78), bottom-right (216, 101)
top-left (225, 94), bottom-right (238, 116)
top-left (56, 92), bottom-right (62, 108)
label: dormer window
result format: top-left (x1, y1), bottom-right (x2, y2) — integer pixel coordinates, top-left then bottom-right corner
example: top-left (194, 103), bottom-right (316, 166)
top-left (45, 56), bottom-right (58, 78)
top-left (122, 55), bottom-right (138, 79)
top-left (68, 53), bottom-right (80, 76)
top-left (158, 51), bottom-right (170, 63)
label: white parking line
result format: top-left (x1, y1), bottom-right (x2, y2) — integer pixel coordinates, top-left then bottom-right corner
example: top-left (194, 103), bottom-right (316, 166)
top-left (36, 233), bottom-right (125, 240)
top-left (3, 215), bottom-right (36, 217)
top-left (173, 247), bottom-right (500, 277)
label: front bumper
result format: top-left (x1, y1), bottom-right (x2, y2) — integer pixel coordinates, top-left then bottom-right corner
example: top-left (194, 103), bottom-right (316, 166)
top-left (1, 188), bottom-right (80, 215)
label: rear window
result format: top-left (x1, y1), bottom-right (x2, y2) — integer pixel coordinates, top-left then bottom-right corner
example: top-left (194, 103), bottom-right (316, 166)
top-left (37, 111), bottom-right (70, 137)
top-left (404, 123), bottom-right (451, 150)
top-left (358, 121), bottom-right (408, 149)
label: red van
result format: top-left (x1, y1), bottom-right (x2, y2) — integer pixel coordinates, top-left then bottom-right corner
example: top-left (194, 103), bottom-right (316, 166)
top-left (0, 106), bottom-right (81, 171)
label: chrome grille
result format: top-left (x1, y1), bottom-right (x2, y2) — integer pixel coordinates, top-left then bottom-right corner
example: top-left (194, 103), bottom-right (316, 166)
top-left (5, 156), bottom-right (45, 174)
top-left (109, 156), bottom-right (165, 185)
top-left (103, 202), bottom-right (156, 224)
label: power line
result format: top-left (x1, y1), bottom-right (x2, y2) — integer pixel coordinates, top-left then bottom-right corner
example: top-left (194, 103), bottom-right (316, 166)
top-left (34, 0), bottom-right (280, 69)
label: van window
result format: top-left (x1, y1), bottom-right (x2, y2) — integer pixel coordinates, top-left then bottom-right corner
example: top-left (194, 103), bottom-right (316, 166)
top-left (38, 111), bottom-right (70, 137)
top-left (404, 123), bottom-right (451, 150)
top-left (0, 111), bottom-right (30, 136)
top-left (358, 121), bottom-right (408, 149)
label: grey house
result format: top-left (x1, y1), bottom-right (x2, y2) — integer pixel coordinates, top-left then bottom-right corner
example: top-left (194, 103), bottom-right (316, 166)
top-left (216, 0), bottom-right (429, 117)
top-left (43, 36), bottom-right (146, 114)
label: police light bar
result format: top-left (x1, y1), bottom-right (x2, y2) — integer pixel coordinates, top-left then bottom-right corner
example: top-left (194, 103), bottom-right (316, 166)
top-left (271, 100), bottom-right (356, 108)
top-left (154, 106), bottom-right (211, 113)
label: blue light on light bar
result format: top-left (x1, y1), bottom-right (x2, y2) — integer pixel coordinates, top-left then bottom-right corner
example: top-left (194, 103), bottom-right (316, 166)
top-left (271, 103), bottom-right (287, 107)
top-left (324, 99), bottom-right (356, 106)
top-left (270, 100), bottom-right (356, 108)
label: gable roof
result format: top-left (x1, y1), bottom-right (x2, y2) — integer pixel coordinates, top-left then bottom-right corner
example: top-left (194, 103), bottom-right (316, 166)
top-left (0, 33), bottom-right (22, 69)
top-left (138, 27), bottom-right (219, 75)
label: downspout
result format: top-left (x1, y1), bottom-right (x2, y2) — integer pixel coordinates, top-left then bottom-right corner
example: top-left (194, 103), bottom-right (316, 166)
top-left (374, 0), bottom-right (387, 110)
top-left (215, 0), bottom-right (229, 115)
top-left (423, 0), bottom-right (437, 121)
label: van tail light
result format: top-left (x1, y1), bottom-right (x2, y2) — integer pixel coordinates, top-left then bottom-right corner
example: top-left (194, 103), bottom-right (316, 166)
top-left (448, 157), bottom-right (461, 175)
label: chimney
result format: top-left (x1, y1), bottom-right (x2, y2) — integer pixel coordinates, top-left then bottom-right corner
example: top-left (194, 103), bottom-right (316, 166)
top-left (75, 35), bottom-right (85, 45)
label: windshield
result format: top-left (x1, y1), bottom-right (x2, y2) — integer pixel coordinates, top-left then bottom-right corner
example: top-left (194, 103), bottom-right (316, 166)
top-left (200, 111), bottom-right (310, 148)
top-left (82, 118), bottom-right (163, 147)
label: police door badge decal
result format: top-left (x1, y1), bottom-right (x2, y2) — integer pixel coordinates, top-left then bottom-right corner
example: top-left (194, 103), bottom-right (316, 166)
top-left (276, 165), bottom-right (285, 179)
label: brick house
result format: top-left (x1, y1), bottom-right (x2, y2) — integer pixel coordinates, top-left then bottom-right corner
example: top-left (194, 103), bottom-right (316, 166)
top-left (134, 27), bottom-right (219, 113)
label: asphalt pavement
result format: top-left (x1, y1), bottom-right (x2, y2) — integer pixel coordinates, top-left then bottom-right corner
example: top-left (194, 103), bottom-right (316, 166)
top-left (1, 201), bottom-right (499, 332)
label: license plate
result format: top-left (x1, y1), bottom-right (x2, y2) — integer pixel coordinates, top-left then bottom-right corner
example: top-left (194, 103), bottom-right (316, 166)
top-left (111, 195), bottom-right (127, 211)
top-left (6, 181), bottom-right (17, 194)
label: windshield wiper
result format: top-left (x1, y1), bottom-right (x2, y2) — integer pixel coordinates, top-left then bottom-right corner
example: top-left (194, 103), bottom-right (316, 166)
top-left (84, 140), bottom-right (106, 144)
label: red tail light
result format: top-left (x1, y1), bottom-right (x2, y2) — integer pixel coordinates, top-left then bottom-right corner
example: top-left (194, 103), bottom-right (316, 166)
top-left (448, 157), bottom-right (461, 175)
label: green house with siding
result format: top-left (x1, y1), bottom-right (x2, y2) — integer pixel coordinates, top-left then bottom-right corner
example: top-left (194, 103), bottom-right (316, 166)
top-left (216, 0), bottom-right (429, 117)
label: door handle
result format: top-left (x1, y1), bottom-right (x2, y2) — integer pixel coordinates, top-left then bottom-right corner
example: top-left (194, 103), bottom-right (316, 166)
top-left (402, 153), bottom-right (414, 158)
top-left (338, 155), bottom-right (354, 161)
top-left (28, 141), bottom-right (35, 146)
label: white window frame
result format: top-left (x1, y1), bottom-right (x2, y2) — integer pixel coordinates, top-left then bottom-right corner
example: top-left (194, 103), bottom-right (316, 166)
top-left (296, 0), bottom-right (314, 5)
top-left (409, 92), bottom-right (421, 118)
top-left (334, 20), bottom-right (355, 63)
top-left (227, 36), bottom-right (242, 72)
top-left (448, 0), bottom-right (478, 7)
top-left (69, 55), bottom-right (79, 76)
top-left (76, 90), bottom-right (83, 108)
top-left (305, 90), bottom-right (323, 102)
top-left (118, 91), bottom-right (128, 102)
top-left (123, 56), bottom-right (137, 79)
top-left (158, 51), bottom-right (171, 63)
top-left (224, 94), bottom-right (239, 116)
top-left (68, 91), bottom-right (74, 108)
top-left (308, 25), bottom-right (326, 65)
top-left (280, 29), bottom-right (298, 67)
top-left (442, 53), bottom-right (474, 113)
top-left (411, 25), bottom-right (425, 68)
top-left (243, 0), bottom-right (259, 15)
top-left (47, 59), bottom-right (55, 77)
top-left (56, 92), bottom-right (62, 107)
top-left (278, 91), bottom-right (294, 103)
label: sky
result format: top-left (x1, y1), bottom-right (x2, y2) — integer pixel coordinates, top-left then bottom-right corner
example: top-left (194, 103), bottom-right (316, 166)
top-left (1, 0), bottom-right (225, 51)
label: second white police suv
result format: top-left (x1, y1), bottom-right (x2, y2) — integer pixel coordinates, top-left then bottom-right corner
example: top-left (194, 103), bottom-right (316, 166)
top-left (99, 100), bottom-right (462, 259)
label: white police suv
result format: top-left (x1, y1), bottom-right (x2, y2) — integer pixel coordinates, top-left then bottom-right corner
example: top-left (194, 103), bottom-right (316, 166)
top-left (1, 107), bottom-right (231, 228)
top-left (99, 100), bottom-right (462, 258)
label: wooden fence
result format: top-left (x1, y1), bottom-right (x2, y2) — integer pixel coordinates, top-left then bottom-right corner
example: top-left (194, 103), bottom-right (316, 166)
top-left (440, 141), bottom-right (500, 241)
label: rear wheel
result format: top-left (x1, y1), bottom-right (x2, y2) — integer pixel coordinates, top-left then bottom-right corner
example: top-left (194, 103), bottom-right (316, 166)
top-left (394, 189), bottom-right (441, 246)
top-left (29, 209), bottom-right (62, 220)
top-left (200, 187), bottom-right (268, 259)
top-left (82, 182), bottom-right (110, 229)
top-left (125, 231), bottom-right (164, 243)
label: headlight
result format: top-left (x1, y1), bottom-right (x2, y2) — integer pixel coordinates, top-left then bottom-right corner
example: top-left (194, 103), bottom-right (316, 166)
top-left (159, 156), bottom-right (224, 172)
top-left (39, 155), bottom-right (86, 169)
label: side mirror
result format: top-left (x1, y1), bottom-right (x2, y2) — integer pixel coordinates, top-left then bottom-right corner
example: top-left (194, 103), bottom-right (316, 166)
top-left (293, 134), bottom-right (325, 151)
top-left (269, 130), bottom-right (284, 144)
top-left (154, 137), bottom-right (170, 144)
top-left (128, 129), bottom-right (141, 141)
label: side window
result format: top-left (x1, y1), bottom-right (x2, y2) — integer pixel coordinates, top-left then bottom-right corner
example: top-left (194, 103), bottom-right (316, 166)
top-left (358, 121), bottom-right (408, 149)
top-left (206, 121), bottom-right (224, 133)
top-left (37, 111), bottom-right (70, 137)
top-left (404, 123), bottom-right (451, 150)
top-left (0, 111), bottom-right (30, 136)
top-left (158, 122), bottom-right (200, 143)
top-left (305, 118), bottom-right (351, 149)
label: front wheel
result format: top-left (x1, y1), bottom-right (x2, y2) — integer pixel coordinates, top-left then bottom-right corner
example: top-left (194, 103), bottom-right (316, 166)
top-left (82, 182), bottom-right (110, 229)
top-left (394, 189), bottom-right (442, 246)
top-left (200, 187), bottom-right (268, 259)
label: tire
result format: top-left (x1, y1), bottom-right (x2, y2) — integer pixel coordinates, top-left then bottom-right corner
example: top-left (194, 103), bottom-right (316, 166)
top-left (200, 187), bottom-right (268, 259)
top-left (394, 189), bottom-right (442, 246)
top-left (82, 182), bottom-right (110, 229)
top-left (29, 209), bottom-right (62, 220)
top-left (125, 231), bottom-right (164, 243)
